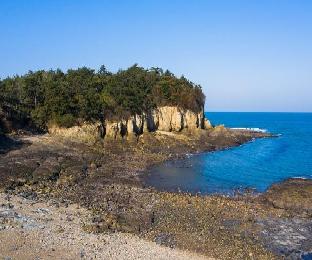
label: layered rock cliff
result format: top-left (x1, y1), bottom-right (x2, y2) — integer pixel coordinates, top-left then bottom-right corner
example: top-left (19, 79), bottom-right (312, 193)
top-left (49, 106), bottom-right (212, 141)
top-left (103, 106), bottom-right (212, 139)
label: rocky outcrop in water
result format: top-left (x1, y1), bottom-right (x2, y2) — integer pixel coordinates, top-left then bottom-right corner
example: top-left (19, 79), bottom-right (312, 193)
top-left (49, 106), bottom-right (212, 140)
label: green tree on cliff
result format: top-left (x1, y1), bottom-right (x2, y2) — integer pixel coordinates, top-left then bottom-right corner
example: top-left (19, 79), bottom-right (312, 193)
top-left (0, 64), bottom-right (205, 129)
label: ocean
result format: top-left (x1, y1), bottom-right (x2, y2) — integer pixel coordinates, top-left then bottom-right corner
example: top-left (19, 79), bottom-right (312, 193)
top-left (145, 112), bottom-right (312, 195)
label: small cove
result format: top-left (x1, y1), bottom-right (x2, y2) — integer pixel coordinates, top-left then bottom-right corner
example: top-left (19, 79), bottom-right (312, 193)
top-left (144, 112), bottom-right (312, 195)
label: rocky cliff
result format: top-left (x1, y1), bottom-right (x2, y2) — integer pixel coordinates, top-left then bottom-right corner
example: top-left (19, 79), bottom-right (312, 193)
top-left (49, 106), bottom-right (212, 141)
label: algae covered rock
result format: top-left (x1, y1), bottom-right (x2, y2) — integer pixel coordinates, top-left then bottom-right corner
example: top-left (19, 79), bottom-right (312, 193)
top-left (263, 178), bottom-right (312, 214)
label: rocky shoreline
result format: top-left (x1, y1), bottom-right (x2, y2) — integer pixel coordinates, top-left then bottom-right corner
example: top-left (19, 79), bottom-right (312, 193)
top-left (0, 128), bottom-right (311, 259)
top-left (0, 193), bottom-right (210, 260)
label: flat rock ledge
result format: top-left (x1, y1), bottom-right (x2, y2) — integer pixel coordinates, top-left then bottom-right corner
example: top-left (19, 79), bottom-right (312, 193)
top-left (262, 178), bottom-right (312, 214)
top-left (258, 179), bottom-right (312, 259)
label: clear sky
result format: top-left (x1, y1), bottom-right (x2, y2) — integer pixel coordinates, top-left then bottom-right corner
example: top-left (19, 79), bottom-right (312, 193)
top-left (1, 0), bottom-right (311, 112)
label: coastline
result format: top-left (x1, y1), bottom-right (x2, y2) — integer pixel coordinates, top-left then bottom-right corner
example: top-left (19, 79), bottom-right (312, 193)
top-left (141, 132), bottom-right (278, 196)
top-left (0, 128), bottom-right (311, 259)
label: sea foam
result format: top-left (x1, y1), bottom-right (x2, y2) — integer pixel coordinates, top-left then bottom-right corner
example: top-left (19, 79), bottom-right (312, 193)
top-left (231, 127), bottom-right (267, 133)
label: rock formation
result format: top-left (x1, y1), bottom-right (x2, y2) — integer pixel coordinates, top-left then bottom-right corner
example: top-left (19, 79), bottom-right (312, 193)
top-left (49, 123), bottom-right (101, 142)
top-left (49, 106), bottom-right (212, 141)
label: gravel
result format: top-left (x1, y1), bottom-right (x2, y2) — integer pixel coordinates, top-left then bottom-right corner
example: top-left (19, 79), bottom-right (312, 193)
top-left (0, 193), bottom-right (210, 260)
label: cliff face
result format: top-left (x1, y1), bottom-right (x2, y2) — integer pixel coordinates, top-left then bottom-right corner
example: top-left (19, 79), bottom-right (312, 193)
top-left (105, 106), bottom-right (212, 139)
top-left (49, 106), bottom-right (212, 141)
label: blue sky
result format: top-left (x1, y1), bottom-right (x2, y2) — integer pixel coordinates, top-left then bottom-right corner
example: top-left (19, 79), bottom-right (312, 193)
top-left (1, 0), bottom-right (311, 112)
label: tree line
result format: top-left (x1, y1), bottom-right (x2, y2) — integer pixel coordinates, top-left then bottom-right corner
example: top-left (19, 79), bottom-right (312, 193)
top-left (0, 64), bottom-right (205, 130)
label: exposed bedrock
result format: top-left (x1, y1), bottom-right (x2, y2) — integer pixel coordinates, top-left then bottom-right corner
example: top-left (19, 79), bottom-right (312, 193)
top-left (262, 178), bottom-right (312, 214)
top-left (49, 106), bottom-right (212, 140)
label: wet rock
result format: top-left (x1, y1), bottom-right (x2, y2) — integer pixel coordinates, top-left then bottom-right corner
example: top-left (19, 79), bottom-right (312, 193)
top-left (263, 178), bottom-right (312, 214)
top-left (257, 217), bottom-right (312, 258)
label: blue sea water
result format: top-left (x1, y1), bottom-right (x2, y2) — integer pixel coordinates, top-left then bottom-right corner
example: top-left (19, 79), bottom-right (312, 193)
top-left (145, 112), bottom-right (312, 195)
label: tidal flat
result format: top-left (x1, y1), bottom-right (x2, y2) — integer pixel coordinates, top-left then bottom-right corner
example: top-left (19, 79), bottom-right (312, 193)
top-left (0, 127), bottom-right (311, 259)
